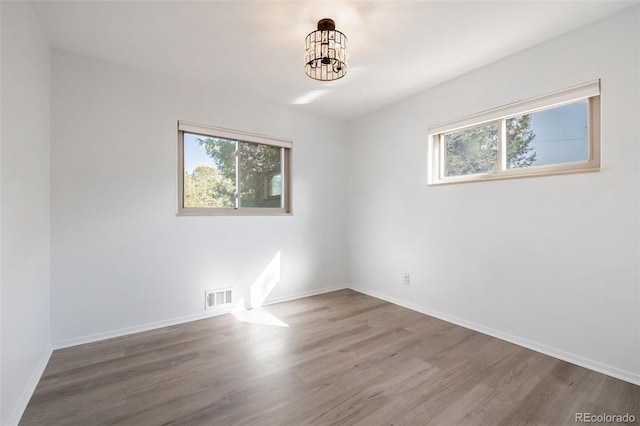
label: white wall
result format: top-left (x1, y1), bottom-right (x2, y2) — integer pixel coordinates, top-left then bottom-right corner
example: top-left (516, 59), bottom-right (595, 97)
top-left (50, 51), bottom-right (348, 345)
top-left (347, 8), bottom-right (640, 383)
top-left (1, 2), bottom-right (52, 424)
top-left (3, 7), bottom-right (637, 424)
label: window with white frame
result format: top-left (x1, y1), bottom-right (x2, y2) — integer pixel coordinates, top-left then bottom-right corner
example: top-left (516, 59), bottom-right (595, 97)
top-left (178, 121), bottom-right (291, 215)
top-left (428, 80), bottom-right (601, 185)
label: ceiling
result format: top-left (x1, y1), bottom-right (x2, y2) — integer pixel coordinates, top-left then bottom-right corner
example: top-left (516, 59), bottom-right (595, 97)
top-left (33, 1), bottom-right (636, 121)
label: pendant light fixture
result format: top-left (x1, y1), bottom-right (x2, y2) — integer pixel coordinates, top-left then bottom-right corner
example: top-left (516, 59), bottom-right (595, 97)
top-left (304, 18), bottom-right (348, 81)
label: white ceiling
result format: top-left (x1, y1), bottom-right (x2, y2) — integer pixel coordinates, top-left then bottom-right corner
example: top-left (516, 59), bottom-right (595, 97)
top-left (33, 1), bottom-right (636, 121)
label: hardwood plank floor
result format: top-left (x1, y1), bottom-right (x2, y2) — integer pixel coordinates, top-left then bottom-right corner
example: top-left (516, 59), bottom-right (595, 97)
top-left (20, 289), bottom-right (639, 425)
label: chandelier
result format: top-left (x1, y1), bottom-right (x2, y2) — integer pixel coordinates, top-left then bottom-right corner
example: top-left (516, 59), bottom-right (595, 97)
top-left (304, 19), bottom-right (348, 81)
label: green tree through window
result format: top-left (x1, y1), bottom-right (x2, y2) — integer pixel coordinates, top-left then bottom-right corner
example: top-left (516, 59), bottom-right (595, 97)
top-left (506, 114), bottom-right (537, 169)
top-left (183, 136), bottom-right (282, 208)
top-left (444, 115), bottom-right (536, 177)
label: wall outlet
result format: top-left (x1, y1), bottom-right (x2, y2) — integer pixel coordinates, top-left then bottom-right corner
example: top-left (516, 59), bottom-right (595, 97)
top-left (403, 273), bottom-right (410, 286)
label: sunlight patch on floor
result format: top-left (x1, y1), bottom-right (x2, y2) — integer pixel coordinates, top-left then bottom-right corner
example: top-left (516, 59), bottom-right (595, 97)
top-left (230, 251), bottom-right (288, 327)
top-left (232, 308), bottom-right (289, 328)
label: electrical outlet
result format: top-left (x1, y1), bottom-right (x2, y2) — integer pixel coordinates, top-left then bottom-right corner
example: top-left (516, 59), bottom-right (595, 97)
top-left (403, 273), bottom-right (410, 286)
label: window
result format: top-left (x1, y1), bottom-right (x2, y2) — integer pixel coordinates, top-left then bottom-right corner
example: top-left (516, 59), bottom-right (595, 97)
top-left (178, 121), bottom-right (291, 215)
top-left (428, 80), bottom-right (600, 185)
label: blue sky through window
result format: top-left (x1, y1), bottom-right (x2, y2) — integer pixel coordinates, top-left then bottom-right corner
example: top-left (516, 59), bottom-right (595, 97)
top-left (527, 101), bottom-right (588, 166)
top-left (184, 133), bottom-right (219, 173)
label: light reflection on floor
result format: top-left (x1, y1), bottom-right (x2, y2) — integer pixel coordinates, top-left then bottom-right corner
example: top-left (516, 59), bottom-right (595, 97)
top-left (231, 251), bottom-right (290, 327)
top-left (232, 308), bottom-right (289, 328)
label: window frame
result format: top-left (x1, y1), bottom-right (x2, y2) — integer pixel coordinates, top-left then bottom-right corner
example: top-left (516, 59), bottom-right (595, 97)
top-left (177, 121), bottom-right (292, 216)
top-left (428, 80), bottom-right (601, 185)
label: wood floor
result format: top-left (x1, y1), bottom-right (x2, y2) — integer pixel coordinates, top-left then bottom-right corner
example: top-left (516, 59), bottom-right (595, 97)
top-left (21, 289), bottom-right (639, 425)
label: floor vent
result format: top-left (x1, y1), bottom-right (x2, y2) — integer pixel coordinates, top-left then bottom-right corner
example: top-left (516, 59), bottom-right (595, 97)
top-left (205, 288), bottom-right (233, 310)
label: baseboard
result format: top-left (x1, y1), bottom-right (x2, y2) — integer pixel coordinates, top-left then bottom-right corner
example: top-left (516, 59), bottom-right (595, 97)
top-left (349, 285), bottom-right (640, 386)
top-left (263, 284), bottom-right (347, 306)
top-left (53, 307), bottom-right (235, 350)
top-left (53, 284), bottom-right (347, 350)
top-left (7, 346), bottom-right (52, 426)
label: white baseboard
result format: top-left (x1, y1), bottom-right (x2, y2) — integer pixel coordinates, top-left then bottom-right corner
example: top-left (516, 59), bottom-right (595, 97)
top-left (349, 285), bottom-right (640, 386)
top-left (53, 307), bottom-right (234, 350)
top-left (53, 285), bottom-right (347, 350)
top-left (263, 284), bottom-right (347, 306)
top-left (7, 346), bottom-right (52, 426)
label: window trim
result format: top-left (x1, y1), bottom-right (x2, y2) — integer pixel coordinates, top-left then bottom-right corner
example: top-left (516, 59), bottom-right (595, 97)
top-left (177, 121), bottom-right (292, 216)
top-left (428, 80), bottom-right (601, 185)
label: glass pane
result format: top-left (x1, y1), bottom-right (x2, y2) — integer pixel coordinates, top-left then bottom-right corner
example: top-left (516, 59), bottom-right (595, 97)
top-left (270, 174), bottom-right (282, 197)
top-left (507, 101), bottom-right (588, 169)
top-left (239, 142), bottom-right (282, 208)
top-left (183, 133), bottom-right (236, 208)
top-left (444, 123), bottom-right (498, 177)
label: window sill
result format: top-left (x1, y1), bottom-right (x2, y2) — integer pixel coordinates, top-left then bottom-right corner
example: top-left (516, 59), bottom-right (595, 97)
top-left (177, 208), bottom-right (292, 217)
top-left (428, 162), bottom-right (600, 186)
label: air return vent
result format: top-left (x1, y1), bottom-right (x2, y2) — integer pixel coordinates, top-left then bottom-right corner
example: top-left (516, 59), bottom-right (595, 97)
top-left (205, 288), bottom-right (233, 310)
